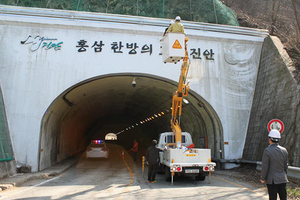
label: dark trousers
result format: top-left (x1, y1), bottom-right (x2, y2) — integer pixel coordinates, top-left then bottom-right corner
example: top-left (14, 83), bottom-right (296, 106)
top-left (267, 183), bottom-right (287, 200)
top-left (133, 152), bottom-right (137, 162)
top-left (148, 163), bottom-right (158, 181)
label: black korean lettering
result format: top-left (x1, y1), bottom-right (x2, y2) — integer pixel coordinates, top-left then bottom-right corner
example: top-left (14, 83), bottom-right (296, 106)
top-left (190, 48), bottom-right (201, 59)
top-left (111, 41), bottom-right (124, 53)
top-left (127, 43), bottom-right (139, 54)
top-left (203, 49), bottom-right (214, 60)
top-left (141, 44), bottom-right (152, 55)
top-left (92, 41), bottom-right (105, 52)
top-left (76, 40), bottom-right (89, 52)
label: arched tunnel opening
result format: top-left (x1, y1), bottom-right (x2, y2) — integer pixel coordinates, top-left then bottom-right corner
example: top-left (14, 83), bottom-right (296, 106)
top-left (38, 73), bottom-right (223, 171)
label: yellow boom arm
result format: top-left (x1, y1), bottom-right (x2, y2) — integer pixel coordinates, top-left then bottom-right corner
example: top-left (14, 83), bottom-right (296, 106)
top-left (171, 37), bottom-right (190, 148)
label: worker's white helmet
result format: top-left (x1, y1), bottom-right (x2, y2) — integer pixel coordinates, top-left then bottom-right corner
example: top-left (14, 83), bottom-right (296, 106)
top-left (175, 16), bottom-right (181, 21)
top-left (268, 129), bottom-right (281, 141)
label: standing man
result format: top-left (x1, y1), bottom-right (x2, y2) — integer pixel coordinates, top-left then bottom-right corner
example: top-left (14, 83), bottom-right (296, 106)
top-left (146, 139), bottom-right (160, 183)
top-left (166, 16), bottom-right (185, 34)
top-left (131, 139), bottom-right (138, 162)
top-left (260, 129), bottom-right (288, 200)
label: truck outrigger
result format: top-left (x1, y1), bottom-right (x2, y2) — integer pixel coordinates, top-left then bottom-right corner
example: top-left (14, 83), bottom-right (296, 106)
top-left (159, 33), bottom-right (216, 184)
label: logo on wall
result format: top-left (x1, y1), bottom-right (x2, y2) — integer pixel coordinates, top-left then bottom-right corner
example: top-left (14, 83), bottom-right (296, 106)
top-left (21, 35), bottom-right (63, 52)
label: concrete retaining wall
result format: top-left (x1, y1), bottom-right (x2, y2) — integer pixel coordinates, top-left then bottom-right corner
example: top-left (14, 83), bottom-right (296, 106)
top-left (0, 161), bottom-right (15, 180)
top-left (243, 36), bottom-right (300, 167)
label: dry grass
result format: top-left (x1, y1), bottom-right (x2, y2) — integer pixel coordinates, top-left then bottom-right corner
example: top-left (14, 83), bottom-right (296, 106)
top-left (221, 0), bottom-right (300, 84)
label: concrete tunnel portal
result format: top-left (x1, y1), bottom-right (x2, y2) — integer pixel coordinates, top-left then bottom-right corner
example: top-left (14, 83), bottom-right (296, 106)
top-left (38, 73), bottom-right (223, 171)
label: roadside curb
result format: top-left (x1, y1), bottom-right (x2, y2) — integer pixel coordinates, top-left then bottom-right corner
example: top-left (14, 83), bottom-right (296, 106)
top-left (0, 173), bottom-right (45, 191)
top-left (0, 155), bottom-right (80, 191)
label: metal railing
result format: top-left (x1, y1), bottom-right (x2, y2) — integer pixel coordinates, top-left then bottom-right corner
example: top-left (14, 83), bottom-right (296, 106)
top-left (215, 159), bottom-right (300, 179)
top-left (0, 5), bottom-right (269, 38)
top-left (256, 161), bottom-right (300, 179)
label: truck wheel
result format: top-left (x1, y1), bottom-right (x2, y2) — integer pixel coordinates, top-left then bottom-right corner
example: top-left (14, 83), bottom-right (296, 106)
top-left (165, 167), bottom-right (171, 182)
top-left (195, 175), bottom-right (206, 181)
top-left (157, 163), bottom-right (163, 174)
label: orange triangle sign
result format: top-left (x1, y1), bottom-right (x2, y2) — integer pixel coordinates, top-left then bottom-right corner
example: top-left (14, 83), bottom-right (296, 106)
top-left (172, 40), bottom-right (182, 49)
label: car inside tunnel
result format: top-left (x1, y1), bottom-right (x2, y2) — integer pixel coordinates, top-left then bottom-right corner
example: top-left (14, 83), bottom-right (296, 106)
top-left (38, 73), bottom-right (223, 171)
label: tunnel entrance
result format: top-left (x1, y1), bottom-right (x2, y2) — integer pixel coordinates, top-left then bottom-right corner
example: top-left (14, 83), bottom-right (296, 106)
top-left (38, 73), bottom-right (223, 171)
top-left (105, 133), bottom-right (117, 140)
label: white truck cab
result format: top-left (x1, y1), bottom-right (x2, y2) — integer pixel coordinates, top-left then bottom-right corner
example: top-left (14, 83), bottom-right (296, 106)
top-left (157, 132), bottom-right (193, 149)
top-left (157, 132), bottom-right (216, 183)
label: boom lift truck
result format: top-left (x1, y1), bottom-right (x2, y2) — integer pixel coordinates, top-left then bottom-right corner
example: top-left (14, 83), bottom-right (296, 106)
top-left (159, 33), bottom-right (216, 184)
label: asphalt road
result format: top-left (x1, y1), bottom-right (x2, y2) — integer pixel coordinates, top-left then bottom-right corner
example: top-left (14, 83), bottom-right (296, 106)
top-left (0, 144), bottom-right (268, 200)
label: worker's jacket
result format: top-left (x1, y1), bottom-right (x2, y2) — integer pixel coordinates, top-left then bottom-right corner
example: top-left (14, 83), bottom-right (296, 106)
top-left (146, 145), bottom-right (160, 164)
top-left (132, 142), bottom-right (138, 152)
top-left (166, 22), bottom-right (185, 34)
top-left (261, 143), bottom-right (288, 184)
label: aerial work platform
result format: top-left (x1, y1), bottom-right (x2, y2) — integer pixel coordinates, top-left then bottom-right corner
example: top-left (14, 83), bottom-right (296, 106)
top-left (161, 33), bottom-right (185, 63)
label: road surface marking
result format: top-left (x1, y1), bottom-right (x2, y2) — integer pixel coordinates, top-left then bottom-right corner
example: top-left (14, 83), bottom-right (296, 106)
top-left (213, 176), bottom-right (255, 193)
top-left (116, 150), bottom-right (134, 200)
top-left (0, 174), bottom-right (63, 199)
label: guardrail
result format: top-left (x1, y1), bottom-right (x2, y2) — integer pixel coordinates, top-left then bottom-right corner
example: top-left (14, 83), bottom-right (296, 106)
top-left (215, 159), bottom-right (300, 180)
top-left (0, 5), bottom-right (269, 38)
top-left (256, 161), bottom-right (300, 179)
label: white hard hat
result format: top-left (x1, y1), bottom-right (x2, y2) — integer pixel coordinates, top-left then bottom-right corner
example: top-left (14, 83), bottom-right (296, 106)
top-left (175, 16), bottom-right (181, 21)
top-left (268, 129), bottom-right (281, 141)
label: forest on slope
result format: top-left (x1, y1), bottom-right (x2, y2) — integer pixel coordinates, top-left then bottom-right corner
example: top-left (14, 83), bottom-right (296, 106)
top-left (221, 0), bottom-right (300, 84)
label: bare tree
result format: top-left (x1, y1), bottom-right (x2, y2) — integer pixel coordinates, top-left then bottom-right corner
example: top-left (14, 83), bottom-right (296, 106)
top-left (270, 0), bottom-right (282, 35)
top-left (291, 0), bottom-right (300, 36)
top-left (106, 0), bottom-right (109, 13)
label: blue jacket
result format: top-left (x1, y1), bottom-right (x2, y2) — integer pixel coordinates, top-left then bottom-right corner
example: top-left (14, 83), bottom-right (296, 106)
top-left (261, 143), bottom-right (288, 184)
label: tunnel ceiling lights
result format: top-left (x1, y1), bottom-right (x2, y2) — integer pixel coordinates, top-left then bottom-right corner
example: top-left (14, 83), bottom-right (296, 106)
top-left (183, 98), bottom-right (189, 104)
top-left (116, 108), bottom-right (169, 135)
top-left (132, 77), bottom-right (136, 87)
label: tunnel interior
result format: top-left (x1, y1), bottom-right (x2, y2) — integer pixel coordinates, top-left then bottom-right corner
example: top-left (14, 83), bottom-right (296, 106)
top-left (39, 73), bottom-right (223, 171)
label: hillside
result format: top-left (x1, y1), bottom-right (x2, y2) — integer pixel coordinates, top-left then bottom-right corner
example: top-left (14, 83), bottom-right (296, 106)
top-left (221, 0), bottom-right (300, 84)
